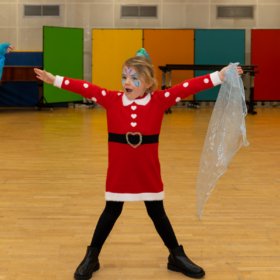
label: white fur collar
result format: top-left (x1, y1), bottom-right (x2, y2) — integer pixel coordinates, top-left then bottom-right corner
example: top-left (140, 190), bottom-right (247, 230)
top-left (122, 92), bottom-right (151, 106)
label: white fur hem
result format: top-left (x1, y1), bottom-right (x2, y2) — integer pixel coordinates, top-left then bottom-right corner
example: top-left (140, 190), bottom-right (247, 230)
top-left (105, 191), bottom-right (164, 201)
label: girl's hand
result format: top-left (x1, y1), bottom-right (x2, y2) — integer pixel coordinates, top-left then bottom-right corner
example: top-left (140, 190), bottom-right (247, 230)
top-left (218, 65), bottom-right (244, 81)
top-left (6, 45), bottom-right (14, 54)
top-left (34, 68), bottom-right (55, 85)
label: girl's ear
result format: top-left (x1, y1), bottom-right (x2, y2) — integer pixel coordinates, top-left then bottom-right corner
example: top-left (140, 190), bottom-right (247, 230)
top-left (146, 81), bottom-right (154, 92)
top-left (147, 80), bottom-right (153, 89)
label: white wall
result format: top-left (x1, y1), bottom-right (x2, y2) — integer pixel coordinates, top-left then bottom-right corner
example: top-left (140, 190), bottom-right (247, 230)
top-left (1, 0), bottom-right (280, 83)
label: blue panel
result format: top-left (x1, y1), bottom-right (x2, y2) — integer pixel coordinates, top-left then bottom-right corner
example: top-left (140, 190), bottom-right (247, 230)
top-left (0, 82), bottom-right (68, 107)
top-left (0, 82), bottom-right (39, 106)
top-left (5, 52), bottom-right (43, 66)
top-left (194, 30), bottom-right (245, 101)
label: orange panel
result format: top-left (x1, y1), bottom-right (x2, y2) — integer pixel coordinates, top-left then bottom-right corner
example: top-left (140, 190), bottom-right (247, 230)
top-left (144, 29), bottom-right (194, 101)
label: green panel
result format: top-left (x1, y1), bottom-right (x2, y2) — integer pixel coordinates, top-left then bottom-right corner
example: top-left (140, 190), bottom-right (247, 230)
top-left (43, 26), bottom-right (83, 103)
top-left (194, 30), bottom-right (245, 101)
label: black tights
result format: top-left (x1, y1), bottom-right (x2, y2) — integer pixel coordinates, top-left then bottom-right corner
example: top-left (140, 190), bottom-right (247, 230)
top-left (90, 201), bottom-right (179, 251)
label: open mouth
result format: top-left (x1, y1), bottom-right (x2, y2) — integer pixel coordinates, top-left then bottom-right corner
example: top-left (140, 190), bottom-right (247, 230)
top-left (126, 88), bottom-right (133, 93)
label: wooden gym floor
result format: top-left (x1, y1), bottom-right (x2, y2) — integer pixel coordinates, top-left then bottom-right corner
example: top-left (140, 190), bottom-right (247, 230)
top-left (0, 106), bottom-right (279, 280)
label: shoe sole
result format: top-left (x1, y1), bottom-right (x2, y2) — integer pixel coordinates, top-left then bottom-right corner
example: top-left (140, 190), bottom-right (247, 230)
top-left (74, 263), bottom-right (100, 280)
top-left (168, 263), bottom-right (205, 279)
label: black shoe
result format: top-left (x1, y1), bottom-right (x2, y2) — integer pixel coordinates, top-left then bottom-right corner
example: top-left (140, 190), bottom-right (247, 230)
top-left (167, 245), bottom-right (205, 278)
top-left (74, 247), bottom-right (100, 280)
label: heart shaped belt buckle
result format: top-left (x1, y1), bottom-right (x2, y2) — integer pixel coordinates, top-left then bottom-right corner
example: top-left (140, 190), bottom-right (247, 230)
top-left (126, 132), bottom-right (142, 148)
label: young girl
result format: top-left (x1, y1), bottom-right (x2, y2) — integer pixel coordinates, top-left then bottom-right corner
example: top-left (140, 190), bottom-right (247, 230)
top-left (34, 49), bottom-right (243, 279)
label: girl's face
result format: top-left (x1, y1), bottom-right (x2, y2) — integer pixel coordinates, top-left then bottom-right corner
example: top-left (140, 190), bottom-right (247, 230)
top-left (122, 66), bottom-right (149, 100)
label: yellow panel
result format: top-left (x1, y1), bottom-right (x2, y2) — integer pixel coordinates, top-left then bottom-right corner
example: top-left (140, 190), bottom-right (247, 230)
top-left (144, 29), bottom-right (194, 101)
top-left (92, 29), bottom-right (143, 91)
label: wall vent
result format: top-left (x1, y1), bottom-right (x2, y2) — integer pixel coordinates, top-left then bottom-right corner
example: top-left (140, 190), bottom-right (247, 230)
top-left (217, 6), bottom-right (254, 19)
top-left (121, 5), bottom-right (158, 18)
top-left (24, 5), bottom-right (60, 17)
top-left (121, 6), bottom-right (139, 17)
top-left (140, 6), bottom-right (157, 18)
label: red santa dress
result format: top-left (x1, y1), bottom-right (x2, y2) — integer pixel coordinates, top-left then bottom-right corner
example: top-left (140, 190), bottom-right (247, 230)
top-left (54, 72), bottom-right (222, 202)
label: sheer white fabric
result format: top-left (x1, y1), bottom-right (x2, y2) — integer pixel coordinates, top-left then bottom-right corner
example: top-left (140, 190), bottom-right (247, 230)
top-left (196, 63), bottom-right (249, 220)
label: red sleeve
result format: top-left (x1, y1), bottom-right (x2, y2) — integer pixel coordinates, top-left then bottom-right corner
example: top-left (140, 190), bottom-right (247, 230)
top-left (154, 74), bottom-right (217, 111)
top-left (54, 76), bottom-right (118, 109)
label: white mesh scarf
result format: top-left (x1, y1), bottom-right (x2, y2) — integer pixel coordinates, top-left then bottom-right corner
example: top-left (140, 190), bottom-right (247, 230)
top-left (196, 63), bottom-right (249, 220)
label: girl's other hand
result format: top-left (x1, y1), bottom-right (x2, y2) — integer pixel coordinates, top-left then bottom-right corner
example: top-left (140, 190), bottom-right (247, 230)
top-left (218, 65), bottom-right (244, 81)
top-left (34, 68), bottom-right (55, 85)
top-left (6, 45), bottom-right (14, 54)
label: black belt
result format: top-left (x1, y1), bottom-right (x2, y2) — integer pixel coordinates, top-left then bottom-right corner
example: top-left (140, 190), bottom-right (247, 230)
top-left (109, 132), bottom-right (159, 148)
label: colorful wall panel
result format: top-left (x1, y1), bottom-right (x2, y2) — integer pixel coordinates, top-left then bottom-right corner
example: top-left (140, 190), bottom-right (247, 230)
top-left (194, 29), bottom-right (245, 101)
top-left (92, 29), bottom-right (143, 91)
top-left (251, 29), bottom-right (280, 101)
top-left (91, 29), bottom-right (246, 103)
top-left (43, 26), bottom-right (84, 103)
top-left (143, 29), bottom-right (194, 101)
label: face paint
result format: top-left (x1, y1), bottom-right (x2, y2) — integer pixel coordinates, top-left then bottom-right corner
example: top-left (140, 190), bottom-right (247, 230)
top-left (125, 67), bottom-right (133, 75)
top-left (121, 66), bottom-right (147, 100)
top-left (131, 73), bottom-right (140, 87)
top-left (122, 73), bottom-right (126, 84)
top-left (133, 81), bottom-right (140, 87)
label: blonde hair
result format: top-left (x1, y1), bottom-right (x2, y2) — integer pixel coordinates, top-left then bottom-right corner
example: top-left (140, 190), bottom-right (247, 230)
top-left (123, 56), bottom-right (158, 93)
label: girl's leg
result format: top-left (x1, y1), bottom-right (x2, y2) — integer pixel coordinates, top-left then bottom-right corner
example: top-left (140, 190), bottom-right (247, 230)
top-left (144, 200), bottom-right (205, 279)
top-left (90, 201), bottom-right (124, 250)
top-left (74, 201), bottom-right (124, 280)
top-left (144, 200), bottom-right (179, 250)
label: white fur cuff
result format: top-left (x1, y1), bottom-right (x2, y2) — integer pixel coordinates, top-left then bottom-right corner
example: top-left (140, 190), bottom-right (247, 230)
top-left (210, 71), bottom-right (222, 86)
top-left (53, 75), bottom-right (64, 88)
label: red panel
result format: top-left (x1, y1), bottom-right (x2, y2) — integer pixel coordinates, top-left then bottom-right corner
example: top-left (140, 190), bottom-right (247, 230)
top-left (251, 30), bottom-right (280, 101)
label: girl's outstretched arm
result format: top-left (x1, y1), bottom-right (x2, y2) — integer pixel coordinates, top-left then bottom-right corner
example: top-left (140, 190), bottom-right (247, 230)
top-left (34, 68), bottom-right (55, 84)
top-left (154, 66), bottom-right (244, 111)
top-left (34, 68), bottom-right (116, 109)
